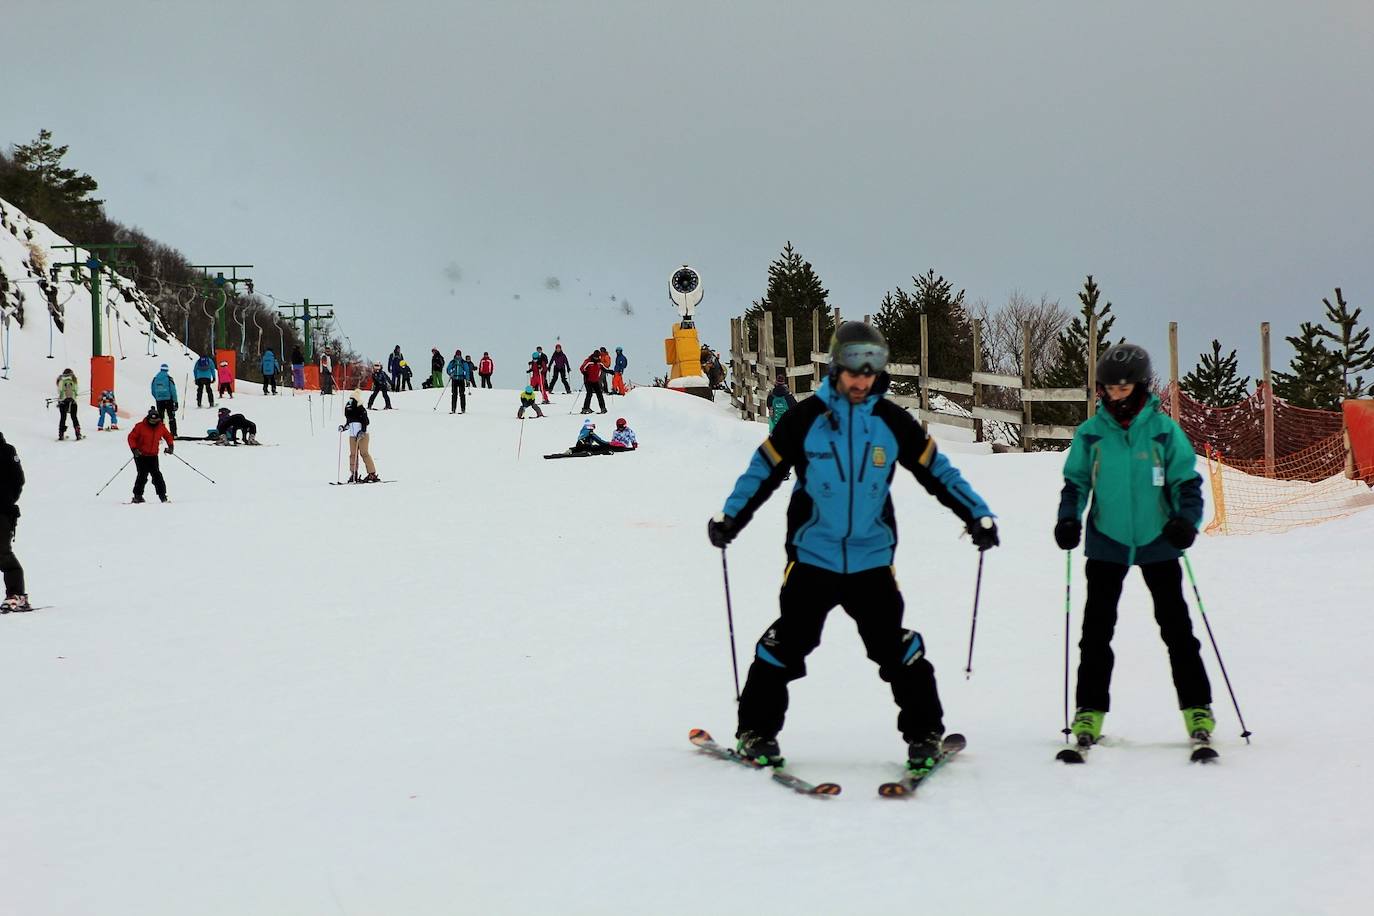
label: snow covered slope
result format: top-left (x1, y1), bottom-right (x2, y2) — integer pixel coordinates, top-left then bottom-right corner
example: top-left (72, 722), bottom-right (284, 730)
top-left (1, 203), bottom-right (1371, 915)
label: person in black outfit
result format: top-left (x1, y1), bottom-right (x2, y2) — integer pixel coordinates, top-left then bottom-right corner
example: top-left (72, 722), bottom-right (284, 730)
top-left (215, 408), bottom-right (259, 444)
top-left (549, 344), bottom-right (572, 393)
top-left (368, 362), bottom-right (393, 409)
top-left (0, 430), bottom-right (30, 613)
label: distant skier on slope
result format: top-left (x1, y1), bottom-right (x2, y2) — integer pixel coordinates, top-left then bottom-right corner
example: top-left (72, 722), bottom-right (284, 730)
top-left (150, 363), bottom-right (179, 436)
top-left (55, 368), bottom-right (83, 440)
top-left (517, 386), bottom-right (545, 419)
top-left (1055, 343), bottom-right (1212, 750)
top-left (430, 348), bottom-right (445, 389)
top-left (194, 353), bottom-right (216, 406)
top-left (0, 429), bottom-right (31, 612)
top-left (127, 407), bottom-right (174, 504)
top-left (707, 322), bottom-right (998, 773)
top-left (368, 362), bottom-right (393, 410)
top-left (548, 344), bottom-right (571, 393)
top-left (446, 350), bottom-right (471, 414)
top-left (767, 371), bottom-right (796, 433)
top-left (478, 352), bottom-right (494, 389)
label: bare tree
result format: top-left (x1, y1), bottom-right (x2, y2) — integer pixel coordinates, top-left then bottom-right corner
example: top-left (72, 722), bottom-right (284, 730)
top-left (976, 290), bottom-right (1071, 377)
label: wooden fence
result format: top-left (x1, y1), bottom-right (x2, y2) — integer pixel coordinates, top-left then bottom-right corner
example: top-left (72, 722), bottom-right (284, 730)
top-left (729, 308), bottom-right (1100, 451)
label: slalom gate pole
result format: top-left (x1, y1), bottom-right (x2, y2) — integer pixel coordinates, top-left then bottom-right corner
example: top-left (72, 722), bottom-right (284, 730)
top-left (1183, 554), bottom-right (1253, 743)
top-left (517, 416), bottom-right (525, 460)
top-left (336, 429), bottom-right (344, 483)
top-left (1062, 551), bottom-right (1073, 743)
top-left (308, 395), bottom-right (314, 436)
top-left (963, 551), bottom-right (985, 679)
top-left (720, 548), bottom-right (742, 704)
top-left (95, 457), bottom-right (134, 496)
top-left (171, 450), bottom-right (216, 484)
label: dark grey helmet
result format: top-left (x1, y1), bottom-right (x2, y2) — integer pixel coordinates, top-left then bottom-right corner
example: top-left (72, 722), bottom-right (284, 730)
top-left (1096, 343), bottom-right (1152, 387)
top-left (828, 321), bottom-right (889, 376)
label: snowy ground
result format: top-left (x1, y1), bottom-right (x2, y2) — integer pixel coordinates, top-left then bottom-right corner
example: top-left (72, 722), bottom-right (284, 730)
top-left (3, 211), bottom-right (1373, 914)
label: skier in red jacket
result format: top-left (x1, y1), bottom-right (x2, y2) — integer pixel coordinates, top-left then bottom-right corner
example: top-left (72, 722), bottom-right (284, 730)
top-left (478, 353), bottom-right (494, 389)
top-left (580, 352), bottom-right (606, 415)
top-left (127, 407), bottom-right (175, 503)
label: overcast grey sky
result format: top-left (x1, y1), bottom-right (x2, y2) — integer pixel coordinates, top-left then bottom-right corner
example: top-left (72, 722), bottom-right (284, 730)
top-left (4, 1), bottom-right (1371, 385)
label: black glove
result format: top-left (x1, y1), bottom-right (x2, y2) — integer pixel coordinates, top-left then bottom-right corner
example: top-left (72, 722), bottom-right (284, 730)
top-left (968, 516), bottom-right (999, 551)
top-left (338, 424), bottom-right (347, 432)
top-left (707, 513), bottom-right (740, 549)
top-left (165, 447), bottom-right (173, 455)
top-left (131, 448), bottom-right (139, 457)
top-left (1163, 517), bottom-right (1196, 550)
top-left (1054, 518), bottom-right (1082, 551)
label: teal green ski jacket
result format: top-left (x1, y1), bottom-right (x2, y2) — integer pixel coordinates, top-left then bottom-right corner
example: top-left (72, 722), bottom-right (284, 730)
top-left (1057, 394), bottom-right (1203, 566)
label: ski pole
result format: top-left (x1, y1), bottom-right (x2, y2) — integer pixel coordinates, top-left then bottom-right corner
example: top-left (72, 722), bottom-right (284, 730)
top-left (336, 429), bottom-right (344, 484)
top-left (95, 457), bottom-right (134, 496)
top-left (720, 547), bottom-right (742, 704)
top-left (1062, 551), bottom-right (1073, 743)
top-left (963, 551), bottom-right (985, 679)
top-left (170, 450), bottom-right (216, 484)
top-left (432, 381), bottom-right (447, 411)
top-left (1183, 553), bottom-right (1252, 743)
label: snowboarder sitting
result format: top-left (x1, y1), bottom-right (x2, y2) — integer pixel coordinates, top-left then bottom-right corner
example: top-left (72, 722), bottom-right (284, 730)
top-left (570, 418), bottom-right (611, 453)
top-left (517, 386), bottom-right (545, 419)
top-left (97, 389), bottom-right (119, 431)
top-left (1056, 343), bottom-right (1213, 750)
top-left (215, 407), bottom-right (260, 445)
top-left (609, 417), bottom-right (638, 450)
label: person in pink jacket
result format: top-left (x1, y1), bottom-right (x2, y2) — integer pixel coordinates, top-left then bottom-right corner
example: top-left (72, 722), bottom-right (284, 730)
top-left (217, 360), bottom-right (235, 399)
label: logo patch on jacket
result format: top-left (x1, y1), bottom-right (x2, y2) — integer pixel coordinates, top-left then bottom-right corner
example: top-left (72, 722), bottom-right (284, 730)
top-left (872, 446), bottom-right (887, 468)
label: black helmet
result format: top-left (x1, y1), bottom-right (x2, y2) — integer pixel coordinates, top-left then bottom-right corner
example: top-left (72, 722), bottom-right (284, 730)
top-left (1096, 343), bottom-right (1152, 387)
top-left (828, 321), bottom-right (889, 377)
top-left (218, 407), bottom-right (230, 415)
top-left (146, 407), bottom-right (161, 422)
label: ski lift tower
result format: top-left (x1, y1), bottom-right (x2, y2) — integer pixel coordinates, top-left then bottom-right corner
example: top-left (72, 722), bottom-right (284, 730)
top-left (51, 242), bottom-right (137, 405)
top-left (190, 264), bottom-right (254, 384)
top-left (664, 264), bottom-right (710, 400)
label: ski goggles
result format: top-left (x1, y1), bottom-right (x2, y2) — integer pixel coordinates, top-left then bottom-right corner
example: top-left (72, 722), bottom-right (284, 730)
top-left (831, 342), bottom-right (889, 376)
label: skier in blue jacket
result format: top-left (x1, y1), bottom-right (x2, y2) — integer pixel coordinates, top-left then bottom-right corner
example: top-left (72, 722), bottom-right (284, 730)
top-left (150, 364), bottom-right (179, 438)
top-left (193, 354), bottom-right (215, 407)
top-left (446, 349), bottom-right (473, 414)
top-left (707, 322), bottom-right (999, 774)
top-left (261, 349), bottom-right (278, 395)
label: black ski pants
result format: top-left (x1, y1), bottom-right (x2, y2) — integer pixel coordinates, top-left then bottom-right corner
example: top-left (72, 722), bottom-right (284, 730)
top-left (450, 379), bottom-right (467, 413)
top-left (0, 515), bottom-right (24, 597)
top-left (368, 386), bottom-right (392, 409)
top-left (262, 372), bottom-right (277, 395)
top-left (132, 455), bottom-right (167, 500)
top-left (321, 370), bottom-right (335, 395)
top-left (549, 366), bottom-right (570, 393)
top-left (155, 399), bottom-right (178, 438)
top-left (737, 562), bottom-right (943, 742)
top-left (480, 373), bottom-right (493, 389)
top-left (57, 398), bottom-right (81, 436)
top-left (195, 378), bottom-right (214, 407)
top-left (1075, 558), bottom-right (1212, 712)
top-left (582, 383), bottom-right (606, 414)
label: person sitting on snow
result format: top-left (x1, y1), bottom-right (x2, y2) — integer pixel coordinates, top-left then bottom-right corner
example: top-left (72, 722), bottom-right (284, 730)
top-left (609, 417), bottom-right (638, 450)
top-left (570, 418), bottom-right (611, 453)
top-left (214, 407), bottom-right (260, 445)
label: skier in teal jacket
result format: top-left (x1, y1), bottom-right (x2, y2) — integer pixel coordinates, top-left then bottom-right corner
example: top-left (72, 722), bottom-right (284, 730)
top-left (1055, 343), bottom-right (1213, 749)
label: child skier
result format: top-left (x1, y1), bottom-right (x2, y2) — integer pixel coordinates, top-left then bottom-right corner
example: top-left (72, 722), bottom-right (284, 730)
top-left (1055, 343), bottom-right (1212, 750)
top-left (571, 418), bottom-right (611, 453)
top-left (215, 407), bottom-right (260, 445)
top-left (369, 362), bottom-right (393, 410)
top-left (97, 389), bottom-right (119, 431)
top-left (517, 386), bottom-right (545, 419)
top-left (609, 417), bottom-right (637, 450)
top-left (216, 360), bottom-right (234, 399)
top-left (767, 371), bottom-right (796, 433)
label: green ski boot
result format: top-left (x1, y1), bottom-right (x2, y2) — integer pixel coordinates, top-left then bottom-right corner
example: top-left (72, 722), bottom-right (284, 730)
top-left (1070, 708), bottom-right (1105, 747)
top-left (1182, 705), bottom-right (1216, 741)
top-left (735, 731), bottom-right (784, 768)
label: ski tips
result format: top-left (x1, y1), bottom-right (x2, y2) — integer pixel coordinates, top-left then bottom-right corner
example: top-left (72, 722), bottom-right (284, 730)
top-left (688, 728), bottom-right (712, 745)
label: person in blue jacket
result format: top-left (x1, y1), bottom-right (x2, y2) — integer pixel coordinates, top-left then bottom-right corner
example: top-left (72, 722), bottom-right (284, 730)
top-left (707, 322), bottom-right (999, 773)
top-left (150, 363), bottom-right (179, 438)
top-left (261, 349), bottom-right (278, 396)
top-left (193, 354), bottom-right (216, 407)
top-left (446, 349), bottom-right (473, 414)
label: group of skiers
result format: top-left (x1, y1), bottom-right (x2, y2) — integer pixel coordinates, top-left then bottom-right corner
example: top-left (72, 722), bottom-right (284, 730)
top-left (708, 322), bottom-right (1217, 776)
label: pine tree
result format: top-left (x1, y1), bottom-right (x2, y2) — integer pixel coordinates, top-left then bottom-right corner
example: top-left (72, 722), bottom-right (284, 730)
top-left (1, 129), bottom-right (103, 234)
top-left (1045, 275), bottom-right (1117, 391)
top-left (1313, 288), bottom-right (1373, 400)
top-left (1180, 340), bottom-right (1251, 407)
top-left (1273, 322), bottom-right (1343, 409)
top-left (745, 241), bottom-right (833, 392)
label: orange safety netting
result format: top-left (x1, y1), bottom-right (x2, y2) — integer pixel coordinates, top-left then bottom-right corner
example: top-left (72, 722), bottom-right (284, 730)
top-left (1160, 385), bottom-right (1374, 535)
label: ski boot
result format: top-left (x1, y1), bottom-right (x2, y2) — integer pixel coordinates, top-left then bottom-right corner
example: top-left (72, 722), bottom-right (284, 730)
top-left (159, 495), bottom-right (170, 503)
top-left (347, 473), bottom-right (360, 484)
top-left (1, 594), bottom-right (32, 613)
top-left (906, 731), bottom-right (945, 774)
top-left (363, 473), bottom-right (381, 483)
top-left (1182, 705), bottom-right (1215, 742)
top-left (75, 430), bottom-right (84, 441)
top-left (1070, 708), bottom-right (1105, 747)
top-left (245, 433), bottom-right (259, 445)
top-left (131, 495), bottom-right (146, 504)
top-left (735, 731), bottom-right (784, 767)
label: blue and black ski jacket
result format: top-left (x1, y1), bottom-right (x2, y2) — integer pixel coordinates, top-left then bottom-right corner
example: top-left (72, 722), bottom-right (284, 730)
top-left (721, 376), bottom-right (993, 574)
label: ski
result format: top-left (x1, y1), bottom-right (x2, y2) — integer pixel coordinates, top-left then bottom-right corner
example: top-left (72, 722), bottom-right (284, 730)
top-left (2, 605), bottom-right (51, 614)
top-left (543, 449), bottom-right (624, 460)
top-left (878, 732), bottom-right (966, 797)
top-left (1056, 744), bottom-right (1089, 764)
top-left (688, 728), bottom-right (841, 797)
top-left (328, 480), bottom-right (396, 485)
